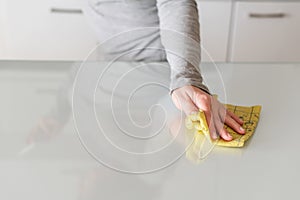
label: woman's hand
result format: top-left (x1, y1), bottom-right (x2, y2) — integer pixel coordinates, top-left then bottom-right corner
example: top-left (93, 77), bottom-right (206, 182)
top-left (171, 85), bottom-right (245, 141)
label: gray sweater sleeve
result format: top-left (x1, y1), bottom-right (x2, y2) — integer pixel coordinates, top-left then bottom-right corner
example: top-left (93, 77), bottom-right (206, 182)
top-left (156, 0), bottom-right (210, 94)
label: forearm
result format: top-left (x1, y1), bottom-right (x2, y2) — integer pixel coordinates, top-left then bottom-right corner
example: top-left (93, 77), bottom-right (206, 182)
top-left (156, 0), bottom-right (209, 94)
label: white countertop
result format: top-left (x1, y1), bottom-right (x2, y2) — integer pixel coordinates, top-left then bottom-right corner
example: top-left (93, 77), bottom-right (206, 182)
top-left (0, 61), bottom-right (299, 200)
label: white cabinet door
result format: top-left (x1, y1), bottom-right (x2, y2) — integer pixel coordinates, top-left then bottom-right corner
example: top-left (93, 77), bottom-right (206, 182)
top-left (0, 0), bottom-right (98, 61)
top-left (197, 0), bottom-right (232, 62)
top-left (1, 0), bottom-right (231, 62)
top-left (0, 0), bottom-right (7, 58)
top-left (230, 2), bottom-right (300, 62)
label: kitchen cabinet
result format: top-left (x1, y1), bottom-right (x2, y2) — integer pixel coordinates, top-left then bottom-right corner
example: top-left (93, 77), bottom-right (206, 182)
top-left (0, 0), bottom-right (231, 62)
top-left (197, 0), bottom-right (232, 62)
top-left (1, 0), bottom-right (300, 62)
top-left (0, 0), bottom-right (7, 58)
top-left (230, 1), bottom-right (300, 62)
top-left (0, 0), bottom-right (98, 61)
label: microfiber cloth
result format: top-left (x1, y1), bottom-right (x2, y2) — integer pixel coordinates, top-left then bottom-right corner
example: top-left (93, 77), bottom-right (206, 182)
top-left (185, 104), bottom-right (262, 148)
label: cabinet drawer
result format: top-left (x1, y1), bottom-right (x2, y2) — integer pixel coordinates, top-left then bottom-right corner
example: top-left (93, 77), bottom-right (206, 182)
top-left (230, 2), bottom-right (300, 62)
top-left (1, 0), bottom-right (98, 61)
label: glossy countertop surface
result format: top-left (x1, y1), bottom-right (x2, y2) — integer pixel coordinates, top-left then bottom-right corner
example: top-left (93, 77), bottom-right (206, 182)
top-left (0, 60), bottom-right (299, 200)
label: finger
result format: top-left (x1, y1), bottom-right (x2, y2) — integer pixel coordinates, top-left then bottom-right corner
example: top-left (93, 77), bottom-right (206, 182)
top-left (27, 127), bottom-right (38, 144)
top-left (211, 103), bottom-right (232, 141)
top-left (182, 99), bottom-right (199, 116)
top-left (171, 93), bottom-right (183, 110)
top-left (227, 110), bottom-right (244, 125)
top-left (38, 119), bottom-right (52, 135)
top-left (198, 102), bottom-right (218, 140)
top-left (193, 92), bottom-right (211, 112)
top-left (196, 104), bottom-right (217, 140)
top-left (225, 115), bottom-right (245, 134)
top-left (217, 103), bottom-right (227, 122)
top-left (172, 92), bottom-right (199, 116)
top-left (208, 118), bottom-right (218, 140)
top-left (192, 93), bottom-right (219, 140)
top-left (214, 115), bottom-right (233, 141)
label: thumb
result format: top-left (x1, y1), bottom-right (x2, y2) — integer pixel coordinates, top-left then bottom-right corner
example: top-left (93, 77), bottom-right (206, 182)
top-left (181, 100), bottom-right (199, 116)
top-left (171, 89), bottom-right (199, 115)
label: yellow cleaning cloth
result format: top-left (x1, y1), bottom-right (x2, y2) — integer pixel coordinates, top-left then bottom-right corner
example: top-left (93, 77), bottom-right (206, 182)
top-left (185, 104), bottom-right (262, 148)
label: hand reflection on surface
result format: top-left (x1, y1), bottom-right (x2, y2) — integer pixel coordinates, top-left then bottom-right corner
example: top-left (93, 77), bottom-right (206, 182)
top-left (27, 117), bottom-right (65, 144)
top-left (25, 64), bottom-right (78, 146)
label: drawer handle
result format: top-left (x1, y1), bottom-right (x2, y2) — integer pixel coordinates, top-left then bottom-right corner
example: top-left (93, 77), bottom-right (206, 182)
top-left (50, 8), bottom-right (83, 14)
top-left (249, 13), bottom-right (286, 18)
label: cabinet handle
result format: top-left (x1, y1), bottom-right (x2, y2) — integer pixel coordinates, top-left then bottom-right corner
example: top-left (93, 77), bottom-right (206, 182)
top-left (50, 8), bottom-right (83, 14)
top-left (249, 13), bottom-right (286, 19)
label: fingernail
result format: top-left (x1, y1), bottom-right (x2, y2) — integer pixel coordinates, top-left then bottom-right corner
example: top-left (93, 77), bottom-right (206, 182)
top-left (240, 127), bottom-right (245, 132)
top-left (227, 133), bottom-right (232, 140)
top-left (212, 133), bottom-right (218, 140)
